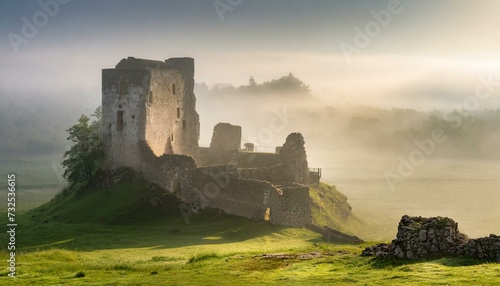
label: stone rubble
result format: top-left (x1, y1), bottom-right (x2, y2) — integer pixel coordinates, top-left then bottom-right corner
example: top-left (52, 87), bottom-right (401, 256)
top-left (362, 215), bottom-right (500, 262)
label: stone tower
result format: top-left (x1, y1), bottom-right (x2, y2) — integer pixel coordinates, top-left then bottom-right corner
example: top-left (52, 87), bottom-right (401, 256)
top-left (101, 57), bottom-right (200, 170)
top-left (279, 133), bottom-right (310, 185)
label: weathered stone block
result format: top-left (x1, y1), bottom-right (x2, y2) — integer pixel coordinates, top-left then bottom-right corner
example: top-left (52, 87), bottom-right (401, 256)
top-left (210, 123), bottom-right (242, 151)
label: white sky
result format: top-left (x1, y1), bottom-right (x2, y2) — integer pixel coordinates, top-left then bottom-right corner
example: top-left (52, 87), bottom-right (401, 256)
top-left (1, 0), bottom-right (500, 110)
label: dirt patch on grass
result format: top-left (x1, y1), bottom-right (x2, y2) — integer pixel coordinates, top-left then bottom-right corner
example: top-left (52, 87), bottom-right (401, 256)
top-left (240, 251), bottom-right (351, 271)
top-left (257, 251), bottom-right (350, 260)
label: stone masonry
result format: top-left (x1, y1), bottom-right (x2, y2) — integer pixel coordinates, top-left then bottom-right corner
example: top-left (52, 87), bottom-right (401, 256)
top-left (210, 123), bottom-right (242, 151)
top-left (102, 57), bottom-right (199, 170)
top-left (101, 57), bottom-right (315, 228)
top-left (362, 215), bottom-right (500, 262)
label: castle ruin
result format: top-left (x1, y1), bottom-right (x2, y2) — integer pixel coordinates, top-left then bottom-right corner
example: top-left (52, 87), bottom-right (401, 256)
top-left (101, 57), bottom-right (320, 227)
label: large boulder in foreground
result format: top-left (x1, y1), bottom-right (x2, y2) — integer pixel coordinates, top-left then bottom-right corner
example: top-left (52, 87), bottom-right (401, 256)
top-left (363, 215), bottom-right (500, 262)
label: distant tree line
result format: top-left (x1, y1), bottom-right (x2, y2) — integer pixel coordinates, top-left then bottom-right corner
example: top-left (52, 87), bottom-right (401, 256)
top-left (197, 73), bottom-right (310, 96)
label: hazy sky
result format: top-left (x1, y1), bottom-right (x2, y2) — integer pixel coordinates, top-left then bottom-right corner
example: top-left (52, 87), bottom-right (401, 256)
top-left (1, 0), bottom-right (500, 110)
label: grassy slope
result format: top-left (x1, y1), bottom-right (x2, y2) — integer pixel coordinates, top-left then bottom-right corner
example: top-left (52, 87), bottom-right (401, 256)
top-left (309, 183), bottom-right (364, 236)
top-left (0, 177), bottom-right (499, 285)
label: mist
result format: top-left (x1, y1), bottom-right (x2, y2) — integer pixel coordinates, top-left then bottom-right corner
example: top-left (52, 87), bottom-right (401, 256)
top-left (194, 76), bottom-right (500, 240)
top-left (2, 0), bottom-right (500, 241)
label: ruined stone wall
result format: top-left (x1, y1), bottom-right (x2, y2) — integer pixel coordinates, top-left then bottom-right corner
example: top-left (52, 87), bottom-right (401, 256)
top-left (236, 133), bottom-right (312, 185)
top-left (363, 215), bottom-right (500, 262)
top-left (193, 164), bottom-right (239, 209)
top-left (193, 165), bottom-right (272, 220)
top-left (238, 165), bottom-right (287, 184)
top-left (195, 148), bottom-right (238, 167)
top-left (390, 216), bottom-right (465, 259)
top-left (138, 141), bottom-right (197, 203)
top-left (102, 57), bottom-right (314, 229)
top-left (458, 234), bottom-right (500, 261)
top-left (210, 178), bottom-right (274, 220)
top-left (196, 148), bottom-right (280, 168)
top-left (234, 152), bottom-right (281, 168)
top-left (192, 164), bottom-right (311, 226)
top-left (210, 123), bottom-right (242, 151)
top-left (102, 68), bottom-right (149, 170)
top-left (270, 184), bottom-right (312, 227)
top-left (280, 133), bottom-right (310, 185)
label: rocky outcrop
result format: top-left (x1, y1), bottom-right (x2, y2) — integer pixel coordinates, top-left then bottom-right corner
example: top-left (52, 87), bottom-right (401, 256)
top-left (362, 215), bottom-right (500, 262)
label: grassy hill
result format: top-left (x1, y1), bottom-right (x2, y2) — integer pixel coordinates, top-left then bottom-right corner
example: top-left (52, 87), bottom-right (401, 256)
top-left (0, 173), bottom-right (499, 285)
top-left (309, 183), bottom-right (364, 235)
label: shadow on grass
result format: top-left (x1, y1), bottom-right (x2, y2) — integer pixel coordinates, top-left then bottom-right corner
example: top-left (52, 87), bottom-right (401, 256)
top-left (369, 256), bottom-right (488, 268)
top-left (0, 178), bottom-right (350, 253)
top-left (7, 209), bottom-right (319, 253)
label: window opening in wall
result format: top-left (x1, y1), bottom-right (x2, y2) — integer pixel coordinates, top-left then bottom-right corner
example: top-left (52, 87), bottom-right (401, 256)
top-left (182, 120), bottom-right (186, 130)
top-left (177, 107), bottom-right (180, 118)
top-left (148, 91), bottom-right (153, 104)
top-left (131, 115), bottom-right (135, 120)
top-left (171, 133), bottom-right (174, 142)
top-left (172, 83), bottom-right (176, 95)
top-left (117, 110), bottom-right (124, 131)
top-left (118, 80), bottom-right (127, 95)
top-left (264, 207), bottom-right (271, 221)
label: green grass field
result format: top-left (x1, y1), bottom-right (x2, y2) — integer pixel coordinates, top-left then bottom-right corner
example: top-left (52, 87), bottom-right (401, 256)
top-left (0, 164), bottom-right (499, 285)
top-left (0, 158), bottom-right (64, 211)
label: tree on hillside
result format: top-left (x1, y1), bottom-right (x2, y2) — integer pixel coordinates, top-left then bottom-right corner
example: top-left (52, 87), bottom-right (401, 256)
top-left (237, 73), bottom-right (310, 95)
top-left (62, 108), bottom-right (103, 187)
top-left (262, 73), bottom-right (310, 94)
top-left (248, 76), bottom-right (257, 87)
top-left (91, 105), bottom-right (102, 134)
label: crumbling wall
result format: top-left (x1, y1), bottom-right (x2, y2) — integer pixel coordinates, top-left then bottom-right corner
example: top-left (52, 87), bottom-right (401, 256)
top-left (195, 148), bottom-right (239, 166)
top-left (193, 165), bottom-right (272, 220)
top-left (210, 123), bottom-right (242, 151)
top-left (102, 57), bottom-right (315, 229)
top-left (192, 165), bottom-right (311, 227)
top-left (234, 152), bottom-right (281, 168)
top-left (457, 234), bottom-right (500, 261)
top-left (269, 184), bottom-right (312, 227)
top-left (363, 215), bottom-right (500, 262)
top-left (237, 133), bottom-right (312, 185)
top-left (138, 141), bottom-right (197, 203)
top-left (279, 133), bottom-right (310, 185)
top-left (210, 178), bottom-right (274, 220)
top-left (196, 148), bottom-right (280, 168)
top-left (193, 164), bottom-right (239, 209)
top-left (390, 216), bottom-right (465, 259)
top-left (238, 165), bottom-right (286, 184)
